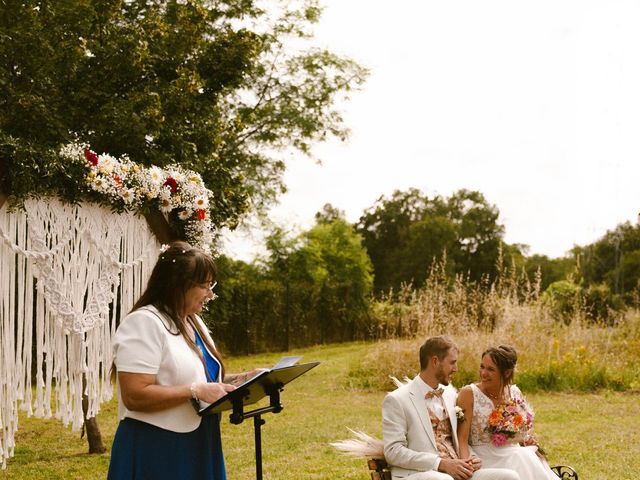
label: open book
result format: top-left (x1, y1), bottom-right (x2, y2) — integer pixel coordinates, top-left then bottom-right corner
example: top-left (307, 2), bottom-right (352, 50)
top-left (198, 356), bottom-right (319, 416)
top-left (235, 355), bottom-right (302, 388)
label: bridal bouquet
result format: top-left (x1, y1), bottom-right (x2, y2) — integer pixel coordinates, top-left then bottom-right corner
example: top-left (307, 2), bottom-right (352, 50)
top-left (485, 398), bottom-right (534, 447)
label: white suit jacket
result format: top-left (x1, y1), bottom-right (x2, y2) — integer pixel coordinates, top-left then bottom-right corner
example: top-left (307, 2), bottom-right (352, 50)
top-left (382, 376), bottom-right (459, 479)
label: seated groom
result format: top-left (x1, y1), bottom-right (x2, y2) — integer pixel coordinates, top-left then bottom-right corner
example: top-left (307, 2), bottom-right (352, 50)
top-left (382, 335), bottom-right (520, 480)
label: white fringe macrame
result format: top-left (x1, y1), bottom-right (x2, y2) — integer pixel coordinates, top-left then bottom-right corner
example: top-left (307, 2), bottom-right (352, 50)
top-left (0, 197), bottom-right (160, 468)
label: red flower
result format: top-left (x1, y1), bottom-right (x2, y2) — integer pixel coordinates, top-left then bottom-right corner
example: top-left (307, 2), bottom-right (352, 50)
top-left (84, 149), bottom-right (99, 166)
top-left (113, 174), bottom-right (122, 189)
top-left (163, 176), bottom-right (178, 194)
top-left (197, 209), bottom-right (206, 220)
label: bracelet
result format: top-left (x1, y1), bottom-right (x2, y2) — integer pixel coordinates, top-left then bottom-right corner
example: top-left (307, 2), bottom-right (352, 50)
top-left (190, 382), bottom-right (199, 402)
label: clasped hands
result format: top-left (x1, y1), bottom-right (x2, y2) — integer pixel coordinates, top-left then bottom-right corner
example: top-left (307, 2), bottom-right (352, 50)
top-left (439, 456), bottom-right (482, 480)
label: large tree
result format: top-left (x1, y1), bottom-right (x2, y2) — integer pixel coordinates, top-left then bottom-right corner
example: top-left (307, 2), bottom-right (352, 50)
top-left (207, 210), bottom-right (373, 352)
top-left (0, 0), bottom-right (367, 228)
top-left (357, 188), bottom-right (505, 292)
top-left (573, 221), bottom-right (640, 298)
top-left (301, 213), bottom-right (374, 343)
top-left (0, 0), bottom-right (365, 455)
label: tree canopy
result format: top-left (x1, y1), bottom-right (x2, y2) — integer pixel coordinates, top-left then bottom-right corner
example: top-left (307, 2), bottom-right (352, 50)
top-left (0, 0), bottom-right (367, 229)
top-left (573, 221), bottom-right (640, 300)
top-left (356, 188), bottom-right (505, 292)
top-left (207, 209), bottom-right (373, 352)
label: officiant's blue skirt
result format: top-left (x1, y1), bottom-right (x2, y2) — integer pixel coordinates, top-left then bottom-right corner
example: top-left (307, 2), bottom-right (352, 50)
top-left (107, 414), bottom-right (226, 480)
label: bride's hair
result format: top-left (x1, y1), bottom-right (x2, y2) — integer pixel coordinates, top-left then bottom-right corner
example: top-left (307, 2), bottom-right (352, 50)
top-left (482, 344), bottom-right (517, 385)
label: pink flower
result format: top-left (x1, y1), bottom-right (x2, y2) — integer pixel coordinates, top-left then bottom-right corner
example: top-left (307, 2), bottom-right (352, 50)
top-left (491, 433), bottom-right (509, 447)
top-left (84, 149), bottom-right (99, 166)
top-left (163, 176), bottom-right (178, 194)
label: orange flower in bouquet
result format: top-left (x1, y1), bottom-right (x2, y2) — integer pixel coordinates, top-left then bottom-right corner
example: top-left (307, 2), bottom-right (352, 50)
top-left (485, 398), bottom-right (533, 447)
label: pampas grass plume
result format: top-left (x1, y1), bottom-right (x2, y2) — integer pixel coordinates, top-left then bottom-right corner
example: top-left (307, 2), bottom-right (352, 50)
top-left (330, 428), bottom-right (384, 459)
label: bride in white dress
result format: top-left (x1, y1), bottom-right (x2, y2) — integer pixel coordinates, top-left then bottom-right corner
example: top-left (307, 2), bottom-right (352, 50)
top-left (456, 345), bottom-right (559, 480)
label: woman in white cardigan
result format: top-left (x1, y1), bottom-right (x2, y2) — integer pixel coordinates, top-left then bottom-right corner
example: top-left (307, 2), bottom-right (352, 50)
top-left (108, 241), bottom-right (259, 480)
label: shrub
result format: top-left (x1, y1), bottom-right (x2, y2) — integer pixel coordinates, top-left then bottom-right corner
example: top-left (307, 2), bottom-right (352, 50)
top-left (583, 283), bottom-right (624, 324)
top-left (541, 280), bottom-right (582, 322)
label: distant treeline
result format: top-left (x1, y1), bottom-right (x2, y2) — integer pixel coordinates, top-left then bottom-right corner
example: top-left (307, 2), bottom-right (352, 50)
top-left (205, 188), bottom-right (640, 354)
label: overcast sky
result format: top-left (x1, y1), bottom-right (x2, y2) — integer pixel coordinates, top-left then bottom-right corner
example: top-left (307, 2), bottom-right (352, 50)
top-left (222, 0), bottom-right (640, 261)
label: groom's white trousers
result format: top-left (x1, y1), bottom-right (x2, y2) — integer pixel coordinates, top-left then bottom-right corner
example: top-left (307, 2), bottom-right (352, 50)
top-left (404, 467), bottom-right (520, 480)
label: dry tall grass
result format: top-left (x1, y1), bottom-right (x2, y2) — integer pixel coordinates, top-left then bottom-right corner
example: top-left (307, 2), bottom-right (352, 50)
top-left (354, 255), bottom-right (640, 392)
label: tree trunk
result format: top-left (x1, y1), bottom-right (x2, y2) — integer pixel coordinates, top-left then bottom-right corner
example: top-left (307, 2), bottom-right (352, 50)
top-left (82, 377), bottom-right (107, 454)
top-left (144, 208), bottom-right (178, 245)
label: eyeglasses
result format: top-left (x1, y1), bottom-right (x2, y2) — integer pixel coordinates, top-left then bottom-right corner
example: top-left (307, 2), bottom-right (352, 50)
top-left (198, 281), bottom-right (217, 291)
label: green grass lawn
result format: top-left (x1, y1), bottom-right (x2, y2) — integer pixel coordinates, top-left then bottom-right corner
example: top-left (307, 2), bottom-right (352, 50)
top-left (1, 341), bottom-right (639, 479)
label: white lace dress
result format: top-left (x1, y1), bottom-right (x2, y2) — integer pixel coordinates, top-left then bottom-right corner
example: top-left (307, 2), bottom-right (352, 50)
top-left (468, 384), bottom-right (559, 480)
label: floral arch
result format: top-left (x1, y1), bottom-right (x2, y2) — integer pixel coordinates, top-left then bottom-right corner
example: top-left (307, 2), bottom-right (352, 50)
top-left (0, 144), bottom-right (216, 468)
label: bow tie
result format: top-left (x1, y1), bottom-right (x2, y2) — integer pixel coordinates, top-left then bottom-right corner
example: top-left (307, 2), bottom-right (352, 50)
top-left (425, 387), bottom-right (444, 399)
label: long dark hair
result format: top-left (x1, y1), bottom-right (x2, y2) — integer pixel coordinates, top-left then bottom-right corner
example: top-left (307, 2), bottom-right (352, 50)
top-left (130, 240), bottom-right (225, 378)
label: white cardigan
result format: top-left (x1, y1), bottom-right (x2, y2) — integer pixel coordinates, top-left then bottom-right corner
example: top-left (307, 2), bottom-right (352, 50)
top-left (112, 305), bottom-right (221, 432)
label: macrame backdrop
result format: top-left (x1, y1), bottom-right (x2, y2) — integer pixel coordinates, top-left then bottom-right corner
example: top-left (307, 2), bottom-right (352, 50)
top-left (0, 197), bottom-right (160, 468)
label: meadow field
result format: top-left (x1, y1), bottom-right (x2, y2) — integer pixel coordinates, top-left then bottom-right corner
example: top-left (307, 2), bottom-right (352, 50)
top-left (1, 341), bottom-right (639, 480)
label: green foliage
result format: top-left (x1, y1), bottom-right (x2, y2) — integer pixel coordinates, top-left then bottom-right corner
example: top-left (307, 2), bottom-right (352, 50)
top-left (0, 0), bottom-right (367, 229)
top-left (302, 217), bottom-right (374, 342)
top-left (582, 283), bottom-right (624, 323)
top-left (541, 280), bottom-right (582, 321)
top-left (540, 280), bottom-right (624, 324)
top-left (523, 254), bottom-right (575, 292)
top-left (314, 202), bottom-right (346, 224)
top-left (356, 188), bottom-right (506, 293)
top-left (573, 221), bottom-right (640, 302)
top-left (206, 214), bottom-right (373, 353)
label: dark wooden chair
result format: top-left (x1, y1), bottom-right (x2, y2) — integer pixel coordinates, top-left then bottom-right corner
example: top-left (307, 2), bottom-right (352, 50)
top-left (367, 458), bottom-right (578, 480)
top-left (550, 465), bottom-right (579, 479)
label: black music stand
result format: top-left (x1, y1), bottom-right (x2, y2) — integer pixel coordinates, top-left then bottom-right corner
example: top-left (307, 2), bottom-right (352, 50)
top-left (199, 361), bottom-right (320, 480)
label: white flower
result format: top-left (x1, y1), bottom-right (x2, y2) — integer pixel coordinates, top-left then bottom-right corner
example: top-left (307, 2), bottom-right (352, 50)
top-left (169, 170), bottom-right (185, 183)
top-left (178, 210), bottom-right (191, 220)
top-left (455, 406), bottom-right (465, 422)
top-left (119, 188), bottom-right (136, 204)
top-left (159, 197), bottom-right (172, 213)
top-left (148, 166), bottom-right (164, 185)
top-left (194, 195), bottom-right (209, 210)
top-left (93, 177), bottom-right (106, 191)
